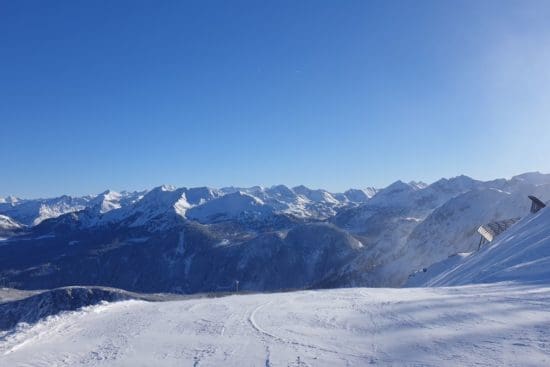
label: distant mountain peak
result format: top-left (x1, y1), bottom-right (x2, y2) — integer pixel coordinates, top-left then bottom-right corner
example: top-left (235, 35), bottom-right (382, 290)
top-left (156, 184), bottom-right (177, 192)
top-left (408, 181), bottom-right (428, 190)
top-left (0, 214), bottom-right (23, 230)
top-left (0, 195), bottom-right (20, 204)
top-left (511, 171), bottom-right (550, 185)
top-left (382, 180), bottom-right (416, 193)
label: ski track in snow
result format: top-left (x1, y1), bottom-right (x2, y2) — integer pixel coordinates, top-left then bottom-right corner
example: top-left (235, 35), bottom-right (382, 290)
top-left (1, 284), bottom-right (550, 366)
top-left (248, 300), bottom-right (372, 364)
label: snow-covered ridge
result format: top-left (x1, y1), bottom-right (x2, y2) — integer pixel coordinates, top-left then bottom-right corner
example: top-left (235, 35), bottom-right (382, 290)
top-left (87, 190), bottom-right (145, 214)
top-left (409, 205), bottom-right (550, 286)
top-left (0, 215), bottom-right (22, 230)
top-left (0, 214), bottom-right (24, 241)
top-left (64, 175), bottom-right (479, 229)
top-left (0, 183), bottom-right (379, 227)
top-left (0, 195), bottom-right (93, 226)
top-left (4, 173), bottom-right (538, 228)
top-left (186, 191), bottom-right (272, 223)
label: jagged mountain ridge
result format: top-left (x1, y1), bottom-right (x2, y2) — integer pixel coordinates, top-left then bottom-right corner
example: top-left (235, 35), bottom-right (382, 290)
top-left (0, 184), bottom-right (378, 228)
top-left (1, 172), bottom-right (549, 293)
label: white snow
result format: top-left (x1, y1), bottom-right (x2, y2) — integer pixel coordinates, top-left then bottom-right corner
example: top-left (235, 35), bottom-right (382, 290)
top-left (87, 190), bottom-right (142, 214)
top-left (1, 284), bottom-right (549, 366)
top-left (405, 253), bottom-right (472, 287)
top-left (33, 201), bottom-right (86, 225)
top-left (97, 186), bottom-right (190, 228)
top-left (187, 191), bottom-right (273, 223)
top-left (292, 185), bottom-right (340, 205)
top-left (220, 184), bottom-right (358, 220)
top-left (373, 180), bottom-right (550, 287)
top-left (0, 215), bottom-right (22, 230)
top-left (412, 206), bottom-right (550, 287)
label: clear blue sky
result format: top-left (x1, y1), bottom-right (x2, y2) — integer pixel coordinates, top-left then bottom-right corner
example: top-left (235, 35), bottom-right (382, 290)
top-left (2, 0), bottom-right (550, 198)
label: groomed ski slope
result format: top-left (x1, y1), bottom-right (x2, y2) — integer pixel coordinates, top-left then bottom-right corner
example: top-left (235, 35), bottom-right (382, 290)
top-left (1, 284), bottom-right (549, 366)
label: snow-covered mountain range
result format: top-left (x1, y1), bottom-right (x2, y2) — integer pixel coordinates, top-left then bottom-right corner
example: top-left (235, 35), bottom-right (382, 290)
top-left (2, 173), bottom-right (550, 366)
top-left (1, 172), bottom-right (549, 293)
top-left (0, 183), bottom-right (377, 228)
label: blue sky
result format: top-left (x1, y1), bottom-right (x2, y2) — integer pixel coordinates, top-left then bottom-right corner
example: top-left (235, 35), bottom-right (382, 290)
top-left (2, 1), bottom-right (550, 198)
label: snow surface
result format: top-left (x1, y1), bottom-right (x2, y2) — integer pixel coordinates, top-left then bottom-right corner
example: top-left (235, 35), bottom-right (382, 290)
top-left (409, 206), bottom-right (550, 287)
top-left (1, 284), bottom-right (549, 366)
top-left (405, 253), bottom-right (472, 287)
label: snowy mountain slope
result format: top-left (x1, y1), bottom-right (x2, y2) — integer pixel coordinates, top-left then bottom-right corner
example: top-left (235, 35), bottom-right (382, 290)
top-left (364, 176), bottom-right (473, 210)
top-left (185, 184), bottom-right (352, 223)
top-left (512, 171), bottom-right (550, 186)
top-left (322, 175), bottom-right (550, 288)
top-left (87, 190), bottom-right (144, 214)
top-left (1, 284), bottom-right (549, 366)
top-left (91, 186), bottom-right (288, 228)
top-left (342, 187), bottom-right (377, 202)
top-left (381, 189), bottom-right (530, 286)
top-left (0, 214), bottom-right (22, 231)
top-left (184, 186), bottom-right (221, 205)
top-left (186, 192), bottom-right (273, 223)
top-left (0, 191), bottom-right (143, 227)
top-left (112, 185), bottom-right (190, 227)
top-left (383, 182), bottom-right (550, 287)
top-left (405, 253), bottom-right (472, 287)
top-left (410, 206), bottom-right (550, 286)
top-left (292, 185), bottom-right (340, 205)
top-left (0, 195), bottom-right (92, 226)
top-left (72, 186), bottom-right (221, 230)
top-left (220, 184), bottom-right (364, 219)
top-left (328, 176), bottom-right (482, 256)
top-left (0, 215), bottom-right (24, 239)
top-left (318, 212), bottom-right (423, 288)
top-left (332, 175), bottom-right (482, 234)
